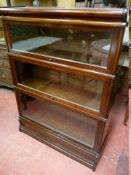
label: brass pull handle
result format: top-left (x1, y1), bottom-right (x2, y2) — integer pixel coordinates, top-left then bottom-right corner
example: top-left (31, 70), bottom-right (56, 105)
top-left (49, 58), bottom-right (53, 62)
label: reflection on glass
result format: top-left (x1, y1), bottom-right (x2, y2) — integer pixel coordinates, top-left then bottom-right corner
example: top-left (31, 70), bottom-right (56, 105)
top-left (8, 24), bottom-right (111, 67)
top-left (15, 61), bottom-right (104, 111)
top-left (21, 93), bottom-right (97, 146)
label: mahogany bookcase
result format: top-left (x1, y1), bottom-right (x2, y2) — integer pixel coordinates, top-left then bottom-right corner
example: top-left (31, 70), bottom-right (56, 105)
top-left (0, 7), bottom-right (127, 170)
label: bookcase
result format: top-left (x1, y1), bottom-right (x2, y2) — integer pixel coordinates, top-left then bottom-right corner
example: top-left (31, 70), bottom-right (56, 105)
top-left (0, 7), bottom-right (127, 170)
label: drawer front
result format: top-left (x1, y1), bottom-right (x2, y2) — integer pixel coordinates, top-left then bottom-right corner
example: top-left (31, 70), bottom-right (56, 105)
top-left (20, 116), bottom-right (98, 169)
top-left (5, 20), bottom-right (123, 73)
top-left (0, 68), bottom-right (13, 84)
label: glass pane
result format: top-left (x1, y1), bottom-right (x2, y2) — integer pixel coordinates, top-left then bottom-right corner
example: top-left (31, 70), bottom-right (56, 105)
top-left (21, 93), bottom-right (97, 146)
top-left (8, 24), bottom-right (112, 68)
top-left (15, 61), bottom-right (104, 111)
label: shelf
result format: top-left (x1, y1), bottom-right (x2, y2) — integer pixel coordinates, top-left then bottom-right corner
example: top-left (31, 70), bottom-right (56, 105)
top-left (22, 94), bottom-right (97, 146)
top-left (32, 41), bottom-right (108, 67)
top-left (24, 79), bottom-right (102, 111)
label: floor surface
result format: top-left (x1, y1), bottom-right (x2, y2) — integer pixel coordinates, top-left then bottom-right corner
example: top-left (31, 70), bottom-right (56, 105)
top-left (0, 88), bottom-right (129, 175)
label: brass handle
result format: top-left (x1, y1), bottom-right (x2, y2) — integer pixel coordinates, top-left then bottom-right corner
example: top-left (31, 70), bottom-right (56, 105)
top-left (48, 58), bottom-right (53, 62)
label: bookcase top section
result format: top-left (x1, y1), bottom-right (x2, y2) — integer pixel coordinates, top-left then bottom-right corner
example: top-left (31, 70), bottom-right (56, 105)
top-left (0, 7), bottom-right (127, 22)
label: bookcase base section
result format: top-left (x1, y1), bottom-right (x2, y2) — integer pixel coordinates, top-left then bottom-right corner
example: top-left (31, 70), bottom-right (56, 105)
top-left (19, 117), bottom-right (102, 171)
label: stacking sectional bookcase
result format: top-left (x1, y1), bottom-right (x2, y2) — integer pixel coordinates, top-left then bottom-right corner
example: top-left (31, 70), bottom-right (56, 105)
top-left (0, 7), bottom-right (127, 170)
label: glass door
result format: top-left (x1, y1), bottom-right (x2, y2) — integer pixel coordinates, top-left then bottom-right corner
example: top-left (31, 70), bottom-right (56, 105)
top-left (7, 23), bottom-right (112, 69)
top-left (19, 92), bottom-right (98, 147)
top-left (14, 60), bottom-right (104, 112)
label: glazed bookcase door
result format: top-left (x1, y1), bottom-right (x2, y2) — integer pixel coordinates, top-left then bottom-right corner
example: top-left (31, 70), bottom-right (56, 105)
top-left (11, 58), bottom-right (112, 117)
top-left (6, 23), bottom-right (111, 68)
top-left (17, 92), bottom-right (100, 148)
top-left (4, 20), bottom-right (124, 73)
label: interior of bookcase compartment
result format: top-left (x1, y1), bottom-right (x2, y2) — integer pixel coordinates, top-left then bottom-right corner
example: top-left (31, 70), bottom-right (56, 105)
top-left (15, 61), bottom-right (104, 111)
top-left (8, 24), bottom-right (111, 67)
top-left (21, 94), bottom-right (97, 146)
